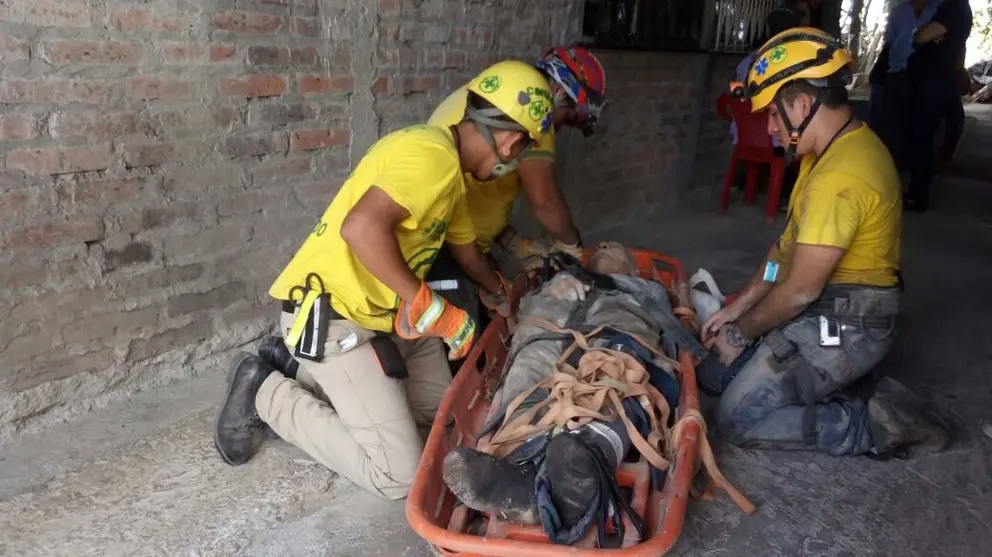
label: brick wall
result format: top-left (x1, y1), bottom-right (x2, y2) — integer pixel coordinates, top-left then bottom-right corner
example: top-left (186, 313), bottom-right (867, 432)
top-left (0, 0), bottom-right (735, 439)
top-left (691, 54), bottom-right (741, 195)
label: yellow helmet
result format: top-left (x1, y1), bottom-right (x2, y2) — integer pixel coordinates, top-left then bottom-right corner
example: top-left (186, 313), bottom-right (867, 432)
top-left (465, 60), bottom-right (554, 144)
top-left (744, 27), bottom-right (854, 112)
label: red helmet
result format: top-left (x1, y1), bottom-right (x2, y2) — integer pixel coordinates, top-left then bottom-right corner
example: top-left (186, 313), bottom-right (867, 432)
top-left (536, 46), bottom-right (607, 136)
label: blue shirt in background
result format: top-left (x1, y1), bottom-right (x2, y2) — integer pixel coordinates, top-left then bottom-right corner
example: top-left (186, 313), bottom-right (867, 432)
top-left (885, 0), bottom-right (941, 72)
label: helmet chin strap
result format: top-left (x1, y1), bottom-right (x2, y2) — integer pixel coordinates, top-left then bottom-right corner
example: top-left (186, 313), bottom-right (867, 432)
top-left (466, 106), bottom-right (528, 180)
top-left (774, 87), bottom-right (823, 165)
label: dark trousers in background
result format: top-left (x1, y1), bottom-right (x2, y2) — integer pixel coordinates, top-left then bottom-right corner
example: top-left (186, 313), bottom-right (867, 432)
top-left (868, 72), bottom-right (914, 172)
top-left (907, 76), bottom-right (965, 205)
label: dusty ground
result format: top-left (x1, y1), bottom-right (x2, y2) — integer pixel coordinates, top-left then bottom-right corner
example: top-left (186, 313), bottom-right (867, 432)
top-left (1, 106), bottom-right (990, 557)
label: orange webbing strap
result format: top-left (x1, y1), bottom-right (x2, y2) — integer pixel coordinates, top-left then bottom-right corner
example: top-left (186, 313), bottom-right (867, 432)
top-left (525, 317), bottom-right (682, 375)
top-left (673, 306), bottom-right (701, 335)
top-left (671, 409), bottom-right (756, 514)
top-left (479, 318), bottom-right (756, 515)
top-left (478, 319), bottom-right (673, 471)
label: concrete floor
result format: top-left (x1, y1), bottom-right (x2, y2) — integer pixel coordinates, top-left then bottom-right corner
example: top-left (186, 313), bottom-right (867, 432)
top-left (1, 106), bottom-right (990, 557)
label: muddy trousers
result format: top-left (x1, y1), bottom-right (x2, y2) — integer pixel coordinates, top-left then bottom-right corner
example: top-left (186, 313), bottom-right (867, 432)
top-left (254, 311), bottom-right (452, 499)
top-left (710, 314), bottom-right (894, 456)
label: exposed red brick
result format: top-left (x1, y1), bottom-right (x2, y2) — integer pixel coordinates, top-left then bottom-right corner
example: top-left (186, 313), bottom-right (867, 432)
top-left (55, 177), bottom-right (147, 204)
top-left (372, 77), bottom-right (389, 94)
top-left (24, 0), bottom-right (91, 28)
top-left (0, 114), bottom-right (38, 141)
top-left (127, 76), bottom-right (193, 100)
top-left (42, 39), bottom-right (139, 65)
top-left (4, 217), bottom-right (106, 249)
top-left (213, 11), bottom-right (282, 34)
top-left (291, 128), bottom-right (350, 151)
top-left (220, 75), bottom-right (287, 98)
top-left (0, 78), bottom-right (111, 104)
top-left (297, 74), bottom-right (354, 94)
top-left (6, 145), bottom-right (112, 175)
top-left (49, 110), bottom-right (147, 140)
top-left (398, 75), bottom-right (440, 93)
top-left (109, 7), bottom-right (188, 32)
top-left (210, 44), bottom-right (237, 61)
top-left (289, 16), bottom-right (319, 37)
top-left (0, 36), bottom-right (29, 62)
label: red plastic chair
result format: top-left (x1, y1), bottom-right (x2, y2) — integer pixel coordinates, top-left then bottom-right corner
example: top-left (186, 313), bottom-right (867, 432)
top-left (716, 93), bottom-right (786, 224)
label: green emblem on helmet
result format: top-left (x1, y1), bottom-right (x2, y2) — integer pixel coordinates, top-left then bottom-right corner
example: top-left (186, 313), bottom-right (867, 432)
top-left (769, 46), bottom-right (787, 64)
top-left (528, 100), bottom-right (549, 122)
top-left (479, 75), bottom-right (502, 93)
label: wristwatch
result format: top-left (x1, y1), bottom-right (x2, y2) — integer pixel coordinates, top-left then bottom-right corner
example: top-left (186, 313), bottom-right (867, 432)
top-left (723, 323), bottom-right (750, 347)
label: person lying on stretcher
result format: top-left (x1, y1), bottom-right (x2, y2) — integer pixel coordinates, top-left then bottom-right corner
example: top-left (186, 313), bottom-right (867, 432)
top-left (441, 242), bottom-right (727, 547)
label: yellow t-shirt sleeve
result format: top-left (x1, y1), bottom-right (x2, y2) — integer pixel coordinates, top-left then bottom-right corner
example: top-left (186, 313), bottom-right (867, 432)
top-left (373, 142), bottom-right (459, 228)
top-left (522, 128), bottom-right (556, 161)
top-left (445, 194), bottom-right (477, 245)
top-left (795, 178), bottom-right (862, 250)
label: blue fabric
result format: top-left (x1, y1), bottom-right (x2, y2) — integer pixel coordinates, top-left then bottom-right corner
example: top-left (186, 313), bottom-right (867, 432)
top-left (885, 0), bottom-right (940, 73)
top-left (695, 344), bottom-right (758, 396)
top-left (908, 0), bottom-right (973, 80)
top-left (713, 316), bottom-right (892, 455)
top-left (609, 334), bottom-right (680, 409)
top-left (907, 75), bottom-right (964, 199)
top-left (535, 456), bottom-right (601, 546)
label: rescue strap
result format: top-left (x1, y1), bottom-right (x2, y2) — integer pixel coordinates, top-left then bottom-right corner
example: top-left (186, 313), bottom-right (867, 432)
top-left (479, 317), bottom-right (756, 515)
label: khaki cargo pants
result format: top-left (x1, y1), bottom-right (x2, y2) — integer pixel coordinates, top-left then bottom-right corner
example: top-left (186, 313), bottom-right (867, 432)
top-left (255, 310), bottom-right (452, 500)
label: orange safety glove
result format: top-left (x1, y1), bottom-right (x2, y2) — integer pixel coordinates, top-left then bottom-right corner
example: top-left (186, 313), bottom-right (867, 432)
top-left (479, 271), bottom-right (513, 318)
top-left (394, 282), bottom-right (476, 360)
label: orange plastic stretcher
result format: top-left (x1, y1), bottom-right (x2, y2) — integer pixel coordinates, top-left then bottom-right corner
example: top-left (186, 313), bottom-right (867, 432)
top-left (406, 249), bottom-right (703, 557)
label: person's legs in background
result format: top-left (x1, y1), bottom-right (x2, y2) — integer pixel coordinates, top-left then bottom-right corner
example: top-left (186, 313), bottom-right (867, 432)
top-left (906, 76), bottom-right (957, 210)
top-left (875, 72), bottom-right (914, 173)
top-left (937, 90), bottom-right (965, 167)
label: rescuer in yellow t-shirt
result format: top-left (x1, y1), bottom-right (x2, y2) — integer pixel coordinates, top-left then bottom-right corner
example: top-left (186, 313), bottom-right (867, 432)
top-left (424, 46), bottom-right (608, 333)
top-left (427, 46), bottom-right (607, 257)
top-left (700, 29), bottom-right (949, 459)
top-left (213, 60), bottom-right (557, 500)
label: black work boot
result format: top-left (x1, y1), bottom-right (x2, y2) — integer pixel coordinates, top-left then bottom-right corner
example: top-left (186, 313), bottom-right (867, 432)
top-left (214, 352), bottom-right (276, 466)
top-left (258, 336), bottom-right (299, 379)
top-left (867, 377), bottom-right (951, 459)
top-left (544, 432), bottom-right (600, 529)
top-left (442, 447), bottom-right (539, 524)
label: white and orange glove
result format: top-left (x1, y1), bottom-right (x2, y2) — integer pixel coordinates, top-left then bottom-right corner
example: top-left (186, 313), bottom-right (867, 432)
top-left (395, 282), bottom-right (476, 360)
top-left (479, 271), bottom-right (513, 318)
